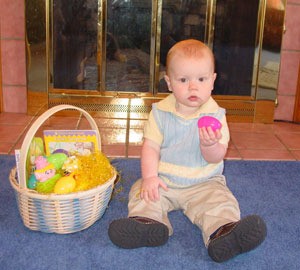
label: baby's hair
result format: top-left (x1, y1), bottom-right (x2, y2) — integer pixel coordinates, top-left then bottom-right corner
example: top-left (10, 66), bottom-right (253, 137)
top-left (166, 39), bottom-right (215, 74)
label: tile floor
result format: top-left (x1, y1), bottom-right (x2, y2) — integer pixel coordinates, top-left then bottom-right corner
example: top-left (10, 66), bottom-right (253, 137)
top-left (1, 105), bottom-right (300, 161)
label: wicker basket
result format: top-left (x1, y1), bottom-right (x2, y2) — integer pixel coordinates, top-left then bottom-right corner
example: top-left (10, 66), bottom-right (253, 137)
top-left (9, 105), bottom-right (116, 234)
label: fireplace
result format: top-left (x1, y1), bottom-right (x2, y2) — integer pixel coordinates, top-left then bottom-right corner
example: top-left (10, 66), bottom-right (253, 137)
top-left (26, 0), bottom-right (285, 122)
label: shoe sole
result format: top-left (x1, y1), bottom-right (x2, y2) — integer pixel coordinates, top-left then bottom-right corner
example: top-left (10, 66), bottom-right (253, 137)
top-left (208, 215), bottom-right (267, 262)
top-left (108, 218), bottom-right (169, 249)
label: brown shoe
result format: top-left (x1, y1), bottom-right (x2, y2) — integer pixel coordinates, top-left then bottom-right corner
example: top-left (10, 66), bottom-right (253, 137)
top-left (208, 215), bottom-right (267, 262)
top-left (108, 216), bottom-right (169, 249)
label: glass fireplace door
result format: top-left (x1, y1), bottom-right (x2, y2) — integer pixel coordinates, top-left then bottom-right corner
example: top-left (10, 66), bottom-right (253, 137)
top-left (50, 0), bottom-right (261, 97)
top-left (104, 1), bottom-right (153, 92)
top-left (52, 0), bottom-right (99, 90)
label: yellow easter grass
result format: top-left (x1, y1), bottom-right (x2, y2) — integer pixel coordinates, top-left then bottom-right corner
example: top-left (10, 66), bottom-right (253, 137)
top-left (72, 151), bottom-right (115, 192)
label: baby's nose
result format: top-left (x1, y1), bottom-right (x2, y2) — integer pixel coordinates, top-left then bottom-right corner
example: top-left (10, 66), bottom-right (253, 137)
top-left (188, 80), bottom-right (197, 89)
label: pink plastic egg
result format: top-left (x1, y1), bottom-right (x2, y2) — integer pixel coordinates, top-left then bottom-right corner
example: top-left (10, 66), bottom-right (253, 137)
top-left (197, 116), bottom-right (222, 131)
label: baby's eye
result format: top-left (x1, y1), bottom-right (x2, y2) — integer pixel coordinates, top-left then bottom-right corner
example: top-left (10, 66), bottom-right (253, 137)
top-left (199, 77), bottom-right (205, 82)
top-left (180, 78), bottom-right (187, 83)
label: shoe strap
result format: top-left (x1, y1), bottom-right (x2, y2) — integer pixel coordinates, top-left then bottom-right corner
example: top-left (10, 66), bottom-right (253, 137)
top-left (130, 216), bottom-right (161, 225)
top-left (210, 221), bottom-right (238, 240)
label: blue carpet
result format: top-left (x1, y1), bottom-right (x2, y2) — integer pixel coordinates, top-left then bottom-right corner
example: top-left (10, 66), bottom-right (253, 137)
top-left (0, 155), bottom-right (300, 270)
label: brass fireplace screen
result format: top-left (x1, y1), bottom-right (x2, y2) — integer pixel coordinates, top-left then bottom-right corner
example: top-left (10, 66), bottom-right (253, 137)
top-left (26, 0), bottom-right (285, 122)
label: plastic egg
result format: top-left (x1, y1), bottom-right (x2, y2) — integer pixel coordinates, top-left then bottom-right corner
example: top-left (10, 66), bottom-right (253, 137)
top-left (46, 153), bottom-right (68, 170)
top-left (54, 174), bottom-right (76, 194)
top-left (198, 116), bottom-right (222, 131)
top-left (27, 174), bottom-right (38, 189)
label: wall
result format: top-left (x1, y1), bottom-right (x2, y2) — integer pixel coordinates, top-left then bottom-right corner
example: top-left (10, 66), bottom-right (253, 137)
top-left (274, 0), bottom-right (300, 121)
top-left (0, 0), bottom-right (27, 113)
top-left (0, 0), bottom-right (299, 120)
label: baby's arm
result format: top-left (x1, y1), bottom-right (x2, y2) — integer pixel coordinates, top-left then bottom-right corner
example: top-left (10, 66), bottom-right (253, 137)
top-left (199, 127), bottom-right (227, 163)
top-left (140, 138), bottom-right (168, 202)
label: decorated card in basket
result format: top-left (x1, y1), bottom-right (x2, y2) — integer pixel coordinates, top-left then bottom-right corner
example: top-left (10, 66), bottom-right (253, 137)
top-left (43, 129), bottom-right (99, 156)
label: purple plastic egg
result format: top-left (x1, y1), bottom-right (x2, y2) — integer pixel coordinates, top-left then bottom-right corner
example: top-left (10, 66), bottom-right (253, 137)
top-left (197, 116), bottom-right (222, 131)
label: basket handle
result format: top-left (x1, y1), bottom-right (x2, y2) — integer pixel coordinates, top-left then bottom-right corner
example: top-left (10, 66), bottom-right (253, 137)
top-left (18, 104), bottom-right (101, 189)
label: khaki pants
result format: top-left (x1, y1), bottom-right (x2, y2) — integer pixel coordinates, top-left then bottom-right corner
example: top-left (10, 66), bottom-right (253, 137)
top-left (128, 175), bottom-right (241, 246)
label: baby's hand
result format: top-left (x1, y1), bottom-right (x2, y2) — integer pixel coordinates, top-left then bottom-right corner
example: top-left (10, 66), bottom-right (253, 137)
top-left (140, 176), bottom-right (168, 203)
top-left (199, 126), bottom-right (222, 147)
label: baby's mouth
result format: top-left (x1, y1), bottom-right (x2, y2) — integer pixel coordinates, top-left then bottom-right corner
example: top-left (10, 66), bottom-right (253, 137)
top-left (188, 96), bottom-right (198, 101)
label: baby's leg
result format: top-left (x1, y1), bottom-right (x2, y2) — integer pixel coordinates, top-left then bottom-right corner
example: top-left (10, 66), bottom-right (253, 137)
top-left (128, 179), bottom-right (172, 230)
top-left (108, 179), bottom-right (171, 249)
top-left (182, 176), bottom-right (266, 262)
top-left (182, 176), bottom-right (241, 245)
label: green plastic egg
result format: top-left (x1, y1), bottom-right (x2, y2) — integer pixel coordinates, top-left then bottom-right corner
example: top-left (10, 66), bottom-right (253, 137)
top-left (46, 153), bottom-right (68, 170)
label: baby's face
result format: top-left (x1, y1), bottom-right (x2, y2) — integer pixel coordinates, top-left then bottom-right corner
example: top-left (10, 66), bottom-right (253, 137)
top-left (164, 53), bottom-right (216, 115)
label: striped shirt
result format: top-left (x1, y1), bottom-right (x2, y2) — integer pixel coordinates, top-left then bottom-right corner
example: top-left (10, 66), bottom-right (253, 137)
top-left (144, 94), bottom-right (229, 188)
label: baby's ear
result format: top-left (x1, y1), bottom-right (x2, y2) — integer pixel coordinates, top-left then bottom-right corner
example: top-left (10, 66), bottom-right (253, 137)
top-left (164, 75), bottom-right (172, 91)
top-left (213, 73), bottom-right (217, 81)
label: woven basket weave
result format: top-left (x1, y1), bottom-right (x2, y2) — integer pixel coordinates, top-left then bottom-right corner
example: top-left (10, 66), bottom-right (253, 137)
top-left (9, 105), bottom-right (116, 234)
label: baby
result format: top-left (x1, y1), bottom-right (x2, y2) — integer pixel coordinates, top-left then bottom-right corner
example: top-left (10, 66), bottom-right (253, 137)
top-left (108, 39), bottom-right (266, 263)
